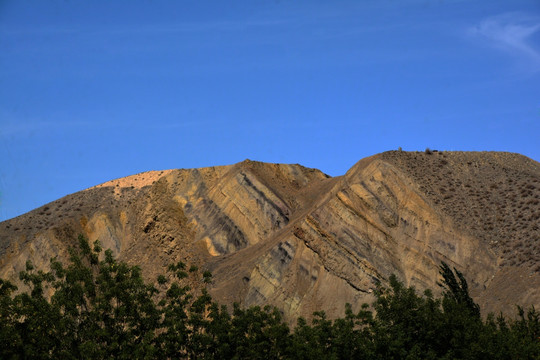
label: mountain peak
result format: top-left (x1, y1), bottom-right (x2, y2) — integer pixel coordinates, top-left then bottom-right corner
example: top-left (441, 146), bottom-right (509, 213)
top-left (1, 152), bottom-right (539, 320)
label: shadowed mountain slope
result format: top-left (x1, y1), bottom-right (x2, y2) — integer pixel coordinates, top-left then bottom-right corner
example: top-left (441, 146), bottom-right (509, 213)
top-left (1, 151), bottom-right (539, 320)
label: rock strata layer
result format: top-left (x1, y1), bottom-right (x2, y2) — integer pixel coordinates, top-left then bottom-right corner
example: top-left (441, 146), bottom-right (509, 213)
top-left (1, 151), bottom-right (539, 321)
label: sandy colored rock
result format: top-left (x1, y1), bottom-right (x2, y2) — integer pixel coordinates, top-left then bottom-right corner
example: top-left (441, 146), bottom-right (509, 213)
top-left (1, 151), bottom-right (539, 322)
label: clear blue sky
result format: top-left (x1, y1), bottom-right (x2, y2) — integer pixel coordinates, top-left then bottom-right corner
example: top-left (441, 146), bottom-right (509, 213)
top-left (1, 0), bottom-right (539, 221)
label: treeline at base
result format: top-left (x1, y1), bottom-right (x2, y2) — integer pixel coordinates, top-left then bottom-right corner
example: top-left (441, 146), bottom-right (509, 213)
top-left (1, 235), bottom-right (539, 359)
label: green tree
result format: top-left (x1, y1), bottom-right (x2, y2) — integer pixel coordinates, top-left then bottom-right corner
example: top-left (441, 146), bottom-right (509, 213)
top-left (2, 238), bottom-right (540, 359)
top-left (371, 274), bottom-right (444, 359)
top-left (438, 262), bottom-right (480, 318)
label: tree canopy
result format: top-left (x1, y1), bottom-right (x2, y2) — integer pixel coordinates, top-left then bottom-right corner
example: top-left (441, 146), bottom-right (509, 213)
top-left (1, 235), bottom-right (539, 359)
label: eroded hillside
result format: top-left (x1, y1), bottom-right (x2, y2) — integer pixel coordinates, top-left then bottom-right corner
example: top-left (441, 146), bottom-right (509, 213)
top-left (1, 151), bottom-right (539, 320)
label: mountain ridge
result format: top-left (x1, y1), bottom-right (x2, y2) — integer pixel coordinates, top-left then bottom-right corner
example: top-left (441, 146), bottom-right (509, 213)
top-left (1, 151), bottom-right (539, 321)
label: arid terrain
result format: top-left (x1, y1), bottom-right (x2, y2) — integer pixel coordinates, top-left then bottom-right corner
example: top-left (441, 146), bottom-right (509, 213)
top-left (1, 150), bottom-right (539, 321)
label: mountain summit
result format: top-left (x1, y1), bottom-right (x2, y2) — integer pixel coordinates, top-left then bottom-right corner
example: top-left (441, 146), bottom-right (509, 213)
top-left (1, 151), bottom-right (539, 320)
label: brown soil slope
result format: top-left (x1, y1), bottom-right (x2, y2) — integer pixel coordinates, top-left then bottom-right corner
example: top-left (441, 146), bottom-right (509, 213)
top-left (1, 151), bottom-right (539, 320)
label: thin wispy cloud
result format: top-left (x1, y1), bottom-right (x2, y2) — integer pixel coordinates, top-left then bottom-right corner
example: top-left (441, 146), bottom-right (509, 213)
top-left (0, 117), bottom-right (216, 138)
top-left (2, 18), bottom-right (292, 37)
top-left (0, 120), bottom-right (94, 137)
top-left (469, 12), bottom-right (540, 68)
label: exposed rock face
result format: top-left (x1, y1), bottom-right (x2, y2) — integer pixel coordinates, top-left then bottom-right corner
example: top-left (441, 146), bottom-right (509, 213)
top-left (1, 151), bottom-right (539, 321)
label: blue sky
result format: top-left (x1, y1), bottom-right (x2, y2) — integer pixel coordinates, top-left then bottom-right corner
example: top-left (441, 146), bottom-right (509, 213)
top-left (1, 0), bottom-right (539, 221)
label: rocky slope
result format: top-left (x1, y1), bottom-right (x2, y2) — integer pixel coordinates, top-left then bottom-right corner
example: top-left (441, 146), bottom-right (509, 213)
top-left (1, 151), bottom-right (539, 320)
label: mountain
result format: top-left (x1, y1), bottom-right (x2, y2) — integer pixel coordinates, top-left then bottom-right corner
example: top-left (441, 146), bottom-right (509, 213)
top-left (1, 151), bottom-right (539, 321)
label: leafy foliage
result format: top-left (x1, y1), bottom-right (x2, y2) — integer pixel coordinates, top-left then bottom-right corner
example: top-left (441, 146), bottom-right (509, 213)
top-left (1, 236), bottom-right (539, 359)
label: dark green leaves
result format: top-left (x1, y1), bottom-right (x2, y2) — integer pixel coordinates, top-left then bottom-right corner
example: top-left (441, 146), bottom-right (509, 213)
top-left (438, 262), bottom-right (480, 318)
top-left (1, 240), bottom-right (539, 359)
